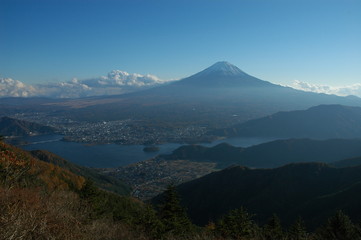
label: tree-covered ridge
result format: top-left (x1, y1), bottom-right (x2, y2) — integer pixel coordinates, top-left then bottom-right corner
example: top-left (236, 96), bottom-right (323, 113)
top-left (163, 138), bottom-right (361, 168)
top-left (215, 104), bottom-right (361, 139)
top-left (0, 141), bottom-right (84, 191)
top-left (160, 163), bottom-right (361, 229)
top-left (331, 156), bottom-right (361, 168)
top-left (0, 116), bottom-right (55, 137)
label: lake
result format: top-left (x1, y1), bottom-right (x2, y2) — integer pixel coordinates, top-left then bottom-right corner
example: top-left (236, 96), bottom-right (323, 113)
top-left (17, 135), bottom-right (277, 168)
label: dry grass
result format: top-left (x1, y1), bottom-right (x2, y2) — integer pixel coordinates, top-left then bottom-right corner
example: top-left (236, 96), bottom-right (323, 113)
top-left (0, 187), bottom-right (84, 240)
top-left (0, 187), bottom-right (157, 240)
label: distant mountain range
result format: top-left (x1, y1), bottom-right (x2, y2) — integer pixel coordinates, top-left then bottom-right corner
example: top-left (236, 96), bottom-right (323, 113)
top-left (2, 62), bottom-right (361, 128)
top-left (163, 138), bottom-right (361, 168)
top-left (153, 162), bottom-right (361, 229)
top-left (0, 116), bottom-right (55, 137)
top-left (216, 104), bottom-right (361, 139)
top-left (331, 156), bottom-right (361, 168)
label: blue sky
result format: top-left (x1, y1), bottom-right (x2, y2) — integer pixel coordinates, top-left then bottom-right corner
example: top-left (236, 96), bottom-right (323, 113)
top-left (1, 0), bottom-right (360, 86)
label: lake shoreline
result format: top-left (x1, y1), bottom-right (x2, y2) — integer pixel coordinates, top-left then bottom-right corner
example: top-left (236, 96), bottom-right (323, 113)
top-left (14, 134), bottom-right (278, 168)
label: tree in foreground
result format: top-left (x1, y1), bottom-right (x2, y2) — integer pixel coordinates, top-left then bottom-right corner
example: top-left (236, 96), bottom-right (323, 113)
top-left (263, 214), bottom-right (285, 240)
top-left (288, 217), bottom-right (309, 240)
top-left (157, 185), bottom-right (194, 237)
top-left (316, 210), bottom-right (361, 240)
top-left (215, 207), bottom-right (260, 239)
top-left (133, 204), bottom-right (164, 239)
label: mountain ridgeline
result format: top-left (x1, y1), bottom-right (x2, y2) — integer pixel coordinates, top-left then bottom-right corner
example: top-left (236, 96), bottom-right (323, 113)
top-left (216, 104), bottom-right (361, 139)
top-left (153, 162), bottom-right (361, 229)
top-left (331, 156), bottom-right (361, 168)
top-left (162, 138), bottom-right (361, 168)
top-left (0, 116), bottom-right (55, 137)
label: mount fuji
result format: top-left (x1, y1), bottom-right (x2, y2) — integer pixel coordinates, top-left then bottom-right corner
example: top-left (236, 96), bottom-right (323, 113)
top-left (173, 61), bottom-right (274, 87)
top-left (3, 62), bottom-right (361, 127)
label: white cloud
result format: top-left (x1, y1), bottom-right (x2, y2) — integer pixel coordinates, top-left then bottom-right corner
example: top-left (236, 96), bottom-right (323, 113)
top-left (290, 80), bottom-right (361, 97)
top-left (81, 70), bottom-right (165, 88)
top-left (0, 70), bottom-right (171, 98)
top-left (0, 78), bottom-right (37, 97)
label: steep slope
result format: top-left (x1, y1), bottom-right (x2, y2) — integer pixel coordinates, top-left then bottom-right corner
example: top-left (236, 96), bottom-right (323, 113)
top-left (154, 163), bottom-right (361, 229)
top-left (217, 104), bottom-right (361, 139)
top-left (173, 61), bottom-right (274, 88)
top-left (30, 150), bottom-right (131, 195)
top-left (0, 141), bottom-right (85, 191)
top-left (0, 116), bottom-right (55, 137)
top-left (163, 139), bottom-right (361, 168)
top-left (0, 141), bottom-right (162, 240)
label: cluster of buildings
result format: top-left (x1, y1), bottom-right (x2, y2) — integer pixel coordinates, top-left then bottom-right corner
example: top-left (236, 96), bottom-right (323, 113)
top-left (11, 112), bottom-right (209, 145)
top-left (112, 157), bottom-right (217, 200)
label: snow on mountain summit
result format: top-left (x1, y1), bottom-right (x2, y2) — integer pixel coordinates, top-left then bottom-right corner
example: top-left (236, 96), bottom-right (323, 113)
top-left (196, 61), bottom-right (248, 77)
top-left (173, 61), bottom-right (269, 87)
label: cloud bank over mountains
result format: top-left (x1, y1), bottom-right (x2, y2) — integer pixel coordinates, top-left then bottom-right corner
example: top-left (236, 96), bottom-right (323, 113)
top-left (291, 80), bottom-right (361, 97)
top-left (0, 78), bottom-right (37, 97)
top-left (1, 70), bottom-right (360, 99)
top-left (0, 70), bottom-right (170, 98)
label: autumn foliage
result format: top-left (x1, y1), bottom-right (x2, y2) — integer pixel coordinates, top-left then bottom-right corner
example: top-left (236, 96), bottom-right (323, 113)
top-left (0, 142), bottom-right (149, 239)
top-left (0, 141), bottom-right (85, 191)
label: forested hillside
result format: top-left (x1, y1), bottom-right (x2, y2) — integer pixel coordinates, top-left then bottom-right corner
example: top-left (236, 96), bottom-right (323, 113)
top-left (156, 163), bottom-right (361, 230)
top-left (0, 141), bottom-right (191, 239)
top-left (164, 138), bottom-right (361, 168)
top-left (0, 116), bottom-right (55, 137)
top-left (216, 104), bottom-right (361, 139)
top-left (2, 140), bottom-right (361, 239)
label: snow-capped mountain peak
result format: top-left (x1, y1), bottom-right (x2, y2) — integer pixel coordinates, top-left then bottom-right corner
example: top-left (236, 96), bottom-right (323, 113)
top-left (197, 61), bottom-right (248, 77)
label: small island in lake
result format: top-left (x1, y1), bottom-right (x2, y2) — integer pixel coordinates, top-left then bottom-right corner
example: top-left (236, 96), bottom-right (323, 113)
top-left (143, 146), bottom-right (160, 152)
